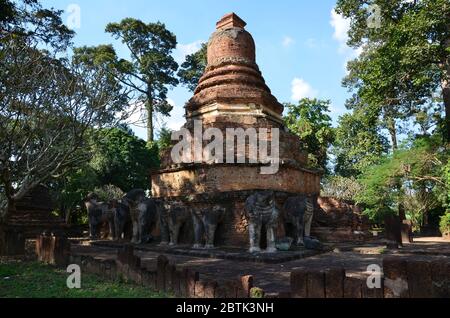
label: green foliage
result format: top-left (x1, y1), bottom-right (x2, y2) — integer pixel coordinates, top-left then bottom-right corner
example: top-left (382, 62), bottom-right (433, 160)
top-left (50, 164), bottom-right (99, 223)
top-left (0, 0), bottom-right (15, 24)
top-left (50, 127), bottom-right (161, 224)
top-left (93, 184), bottom-right (125, 202)
top-left (157, 126), bottom-right (173, 153)
top-left (321, 176), bottom-right (363, 202)
top-left (336, 0), bottom-right (450, 141)
top-left (0, 0), bottom-right (127, 222)
top-left (105, 18), bottom-right (179, 141)
top-left (177, 43), bottom-right (207, 92)
top-left (90, 127), bottom-right (158, 192)
top-left (284, 98), bottom-right (335, 172)
top-left (250, 287), bottom-right (265, 299)
top-left (0, 261), bottom-right (169, 298)
top-left (356, 135), bottom-right (449, 224)
top-left (333, 110), bottom-right (390, 177)
top-left (439, 212), bottom-right (450, 237)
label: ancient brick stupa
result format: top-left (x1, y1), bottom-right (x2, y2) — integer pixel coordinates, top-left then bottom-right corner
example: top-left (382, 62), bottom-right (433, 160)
top-left (152, 13), bottom-right (320, 247)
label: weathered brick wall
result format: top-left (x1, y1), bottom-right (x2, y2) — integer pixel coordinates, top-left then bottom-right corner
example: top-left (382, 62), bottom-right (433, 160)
top-left (0, 225), bottom-right (25, 256)
top-left (158, 119), bottom-right (308, 169)
top-left (152, 165), bottom-right (320, 198)
top-left (35, 233), bottom-right (70, 266)
top-left (312, 197), bottom-right (372, 242)
top-left (70, 245), bottom-right (256, 298)
top-left (64, 245), bottom-right (450, 298)
top-left (289, 257), bottom-right (450, 298)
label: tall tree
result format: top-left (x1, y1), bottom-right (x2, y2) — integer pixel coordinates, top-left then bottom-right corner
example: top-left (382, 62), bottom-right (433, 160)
top-left (177, 43), bottom-right (207, 92)
top-left (336, 0), bottom-right (450, 142)
top-left (284, 98), bottom-right (335, 172)
top-left (0, 1), bottom-right (128, 223)
top-left (356, 135), bottom-right (448, 227)
top-left (333, 109), bottom-right (390, 177)
top-left (105, 18), bottom-right (179, 142)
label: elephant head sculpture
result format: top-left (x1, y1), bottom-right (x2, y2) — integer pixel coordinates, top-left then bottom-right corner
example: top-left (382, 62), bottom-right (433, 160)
top-left (283, 195), bottom-right (319, 249)
top-left (244, 190), bottom-right (279, 253)
top-left (123, 189), bottom-right (159, 244)
top-left (159, 200), bottom-right (190, 246)
top-left (191, 204), bottom-right (227, 249)
top-left (110, 199), bottom-right (132, 241)
top-left (84, 193), bottom-right (116, 240)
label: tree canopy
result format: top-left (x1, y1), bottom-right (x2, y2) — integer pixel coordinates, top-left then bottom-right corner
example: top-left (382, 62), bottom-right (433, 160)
top-left (336, 0), bottom-right (450, 142)
top-left (104, 18), bottom-right (179, 142)
top-left (284, 98), bottom-right (335, 172)
top-left (0, 1), bottom-right (129, 222)
top-left (177, 43), bottom-right (207, 92)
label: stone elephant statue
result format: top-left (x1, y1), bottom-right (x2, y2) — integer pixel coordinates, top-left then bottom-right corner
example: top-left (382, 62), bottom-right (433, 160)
top-left (110, 199), bottom-right (132, 241)
top-left (123, 189), bottom-right (159, 244)
top-left (191, 205), bottom-right (227, 249)
top-left (283, 195), bottom-right (321, 250)
top-left (244, 190), bottom-right (279, 253)
top-left (84, 193), bottom-right (116, 240)
top-left (159, 201), bottom-right (190, 246)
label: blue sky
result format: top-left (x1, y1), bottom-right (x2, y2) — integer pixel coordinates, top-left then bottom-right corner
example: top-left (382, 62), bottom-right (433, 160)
top-left (42, 0), bottom-right (358, 140)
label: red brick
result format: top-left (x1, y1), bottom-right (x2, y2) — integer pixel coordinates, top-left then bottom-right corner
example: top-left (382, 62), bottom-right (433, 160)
top-left (306, 270), bottom-right (325, 298)
top-left (383, 257), bottom-right (409, 298)
top-left (406, 260), bottom-right (432, 298)
top-left (430, 260), bottom-right (450, 297)
top-left (156, 255), bottom-right (169, 291)
top-left (165, 263), bottom-right (176, 293)
top-left (185, 268), bottom-right (199, 297)
top-left (344, 277), bottom-right (362, 298)
top-left (204, 281), bottom-right (218, 298)
top-left (291, 269), bottom-right (307, 298)
top-left (325, 267), bottom-right (345, 298)
top-left (239, 275), bottom-right (253, 298)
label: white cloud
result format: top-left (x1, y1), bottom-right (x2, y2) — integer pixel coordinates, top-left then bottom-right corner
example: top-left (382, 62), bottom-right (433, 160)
top-left (164, 98), bottom-right (185, 131)
top-left (282, 36), bottom-right (295, 48)
top-left (175, 40), bottom-right (203, 63)
top-left (330, 9), bottom-right (362, 72)
top-left (291, 78), bottom-right (318, 101)
top-left (330, 9), bottom-right (351, 53)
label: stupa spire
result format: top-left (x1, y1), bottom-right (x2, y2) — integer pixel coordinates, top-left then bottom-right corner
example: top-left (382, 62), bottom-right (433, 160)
top-left (216, 12), bottom-right (247, 30)
top-left (185, 12), bottom-right (284, 124)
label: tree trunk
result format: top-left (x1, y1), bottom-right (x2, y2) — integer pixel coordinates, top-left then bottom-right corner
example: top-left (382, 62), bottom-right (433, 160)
top-left (146, 99), bottom-right (154, 142)
top-left (385, 117), bottom-right (406, 220)
top-left (64, 208), bottom-right (71, 225)
top-left (442, 48), bottom-right (450, 142)
top-left (386, 117), bottom-right (398, 151)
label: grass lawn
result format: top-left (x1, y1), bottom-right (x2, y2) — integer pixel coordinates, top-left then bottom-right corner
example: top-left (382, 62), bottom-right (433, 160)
top-left (0, 260), bottom-right (170, 298)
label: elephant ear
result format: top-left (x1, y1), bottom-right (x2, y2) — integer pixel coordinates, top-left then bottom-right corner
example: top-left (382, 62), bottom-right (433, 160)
top-left (244, 195), bottom-right (256, 215)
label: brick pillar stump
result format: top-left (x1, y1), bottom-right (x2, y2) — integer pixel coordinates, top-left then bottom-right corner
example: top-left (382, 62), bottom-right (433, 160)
top-left (401, 220), bottom-right (413, 243)
top-left (36, 232), bottom-right (70, 266)
top-left (384, 215), bottom-right (402, 248)
top-left (0, 225), bottom-right (25, 256)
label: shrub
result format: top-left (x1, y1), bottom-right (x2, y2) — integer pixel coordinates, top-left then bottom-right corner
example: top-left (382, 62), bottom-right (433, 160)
top-left (93, 184), bottom-right (125, 202)
top-left (439, 212), bottom-right (450, 237)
